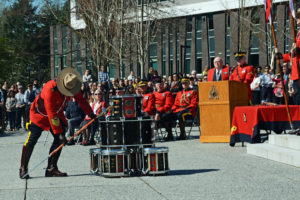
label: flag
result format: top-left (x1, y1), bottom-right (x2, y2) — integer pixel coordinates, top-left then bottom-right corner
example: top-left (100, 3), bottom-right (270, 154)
top-left (264, 0), bottom-right (272, 23)
top-left (289, 0), bottom-right (296, 19)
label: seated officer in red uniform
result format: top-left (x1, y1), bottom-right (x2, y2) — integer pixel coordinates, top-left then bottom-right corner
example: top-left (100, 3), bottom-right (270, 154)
top-left (153, 78), bottom-right (174, 140)
top-left (282, 9), bottom-right (300, 105)
top-left (207, 57), bottom-right (230, 82)
top-left (136, 80), bottom-right (155, 143)
top-left (230, 51), bottom-right (255, 102)
top-left (171, 78), bottom-right (198, 140)
top-left (19, 68), bottom-right (94, 179)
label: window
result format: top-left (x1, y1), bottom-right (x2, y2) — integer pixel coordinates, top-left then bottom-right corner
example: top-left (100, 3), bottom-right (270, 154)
top-left (226, 14), bottom-right (230, 64)
top-left (149, 35), bottom-right (158, 70)
top-left (196, 16), bottom-right (202, 73)
top-left (207, 15), bottom-right (215, 63)
top-left (169, 28), bottom-right (173, 75)
top-left (162, 28), bottom-right (167, 76)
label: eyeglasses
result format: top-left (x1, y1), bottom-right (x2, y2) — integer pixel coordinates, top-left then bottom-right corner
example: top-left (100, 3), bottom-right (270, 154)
top-left (95, 93), bottom-right (102, 95)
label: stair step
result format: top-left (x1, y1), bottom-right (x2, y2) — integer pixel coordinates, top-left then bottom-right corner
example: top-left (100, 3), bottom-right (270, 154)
top-left (247, 143), bottom-right (300, 168)
top-left (269, 135), bottom-right (300, 151)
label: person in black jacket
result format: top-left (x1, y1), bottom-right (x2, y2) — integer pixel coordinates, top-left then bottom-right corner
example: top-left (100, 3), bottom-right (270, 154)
top-left (65, 98), bottom-right (85, 145)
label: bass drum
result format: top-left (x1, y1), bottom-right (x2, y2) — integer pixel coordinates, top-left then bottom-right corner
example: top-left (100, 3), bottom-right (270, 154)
top-left (101, 120), bottom-right (152, 145)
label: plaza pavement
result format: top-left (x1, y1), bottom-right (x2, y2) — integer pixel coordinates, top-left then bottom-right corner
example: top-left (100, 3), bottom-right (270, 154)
top-left (1, 128), bottom-right (300, 200)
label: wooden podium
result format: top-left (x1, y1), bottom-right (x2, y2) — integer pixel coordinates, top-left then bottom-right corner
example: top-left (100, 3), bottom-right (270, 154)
top-left (198, 81), bottom-right (248, 143)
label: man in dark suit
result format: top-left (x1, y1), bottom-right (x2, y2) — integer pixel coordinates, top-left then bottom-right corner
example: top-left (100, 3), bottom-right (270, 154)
top-left (207, 57), bottom-right (230, 82)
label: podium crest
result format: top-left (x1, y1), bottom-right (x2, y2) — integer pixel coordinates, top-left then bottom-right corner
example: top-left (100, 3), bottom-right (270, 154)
top-left (209, 85), bottom-right (219, 100)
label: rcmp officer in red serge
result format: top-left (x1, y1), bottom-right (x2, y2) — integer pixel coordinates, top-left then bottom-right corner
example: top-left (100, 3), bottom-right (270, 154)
top-left (171, 78), bottom-right (198, 140)
top-left (153, 78), bottom-right (174, 140)
top-left (283, 8), bottom-right (300, 105)
top-left (207, 57), bottom-right (230, 81)
top-left (230, 51), bottom-right (255, 102)
top-left (19, 68), bottom-right (94, 179)
top-left (136, 80), bottom-right (155, 143)
top-left (136, 80), bottom-right (155, 116)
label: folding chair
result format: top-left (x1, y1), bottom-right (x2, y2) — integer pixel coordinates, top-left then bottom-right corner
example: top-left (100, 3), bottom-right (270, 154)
top-left (179, 107), bottom-right (200, 139)
top-left (156, 120), bottom-right (178, 141)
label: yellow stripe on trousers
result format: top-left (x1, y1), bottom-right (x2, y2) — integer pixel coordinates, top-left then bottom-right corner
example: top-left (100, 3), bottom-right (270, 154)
top-left (24, 131), bottom-right (32, 146)
top-left (24, 121), bottom-right (32, 146)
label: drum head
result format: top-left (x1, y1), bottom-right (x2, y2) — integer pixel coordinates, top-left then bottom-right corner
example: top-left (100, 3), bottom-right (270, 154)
top-left (144, 147), bottom-right (168, 154)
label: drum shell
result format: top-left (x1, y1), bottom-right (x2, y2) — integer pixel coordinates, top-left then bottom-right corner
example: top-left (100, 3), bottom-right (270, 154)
top-left (109, 95), bottom-right (143, 119)
top-left (143, 147), bottom-right (169, 175)
top-left (101, 120), bottom-right (153, 145)
top-left (89, 148), bottom-right (101, 174)
top-left (100, 149), bottom-right (127, 177)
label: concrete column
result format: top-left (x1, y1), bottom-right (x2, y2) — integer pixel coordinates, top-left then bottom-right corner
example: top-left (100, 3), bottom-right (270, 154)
top-left (202, 16), bottom-right (209, 69)
top-left (259, 7), bottom-right (268, 66)
top-left (277, 5), bottom-right (286, 55)
top-left (229, 12), bottom-right (239, 67)
top-left (213, 13), bottom-right (226, 61)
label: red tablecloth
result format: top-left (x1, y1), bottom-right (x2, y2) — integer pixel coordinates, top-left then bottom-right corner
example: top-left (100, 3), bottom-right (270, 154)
top-left (230, 105), bottom-right (300, 145)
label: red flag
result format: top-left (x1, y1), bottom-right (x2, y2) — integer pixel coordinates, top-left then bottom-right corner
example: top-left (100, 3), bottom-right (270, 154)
top-left (264, 0), bottom-right (272, 23)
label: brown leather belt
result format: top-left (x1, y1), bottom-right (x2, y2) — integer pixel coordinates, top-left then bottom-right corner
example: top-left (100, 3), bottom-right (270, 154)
top-left (155, 104), bottom-right (162, 108)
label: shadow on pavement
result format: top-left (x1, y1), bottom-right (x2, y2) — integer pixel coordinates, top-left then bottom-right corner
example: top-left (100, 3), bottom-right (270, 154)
top-left (29, 173), bottom-right (92, 179)
top-left (168, 169), bottom-right (219, 176)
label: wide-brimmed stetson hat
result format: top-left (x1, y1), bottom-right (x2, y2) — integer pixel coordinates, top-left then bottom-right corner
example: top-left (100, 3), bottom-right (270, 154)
top-left (56, 67), bottom-right (82, 97)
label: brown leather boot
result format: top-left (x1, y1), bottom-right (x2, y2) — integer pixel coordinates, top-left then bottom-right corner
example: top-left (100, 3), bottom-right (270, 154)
top-left (19, 146), bottom-right (34, 179)
top-left (179, 122), bottom-right (186, 140)
top-left (45, 166), bottom-right (68, 177)
top-left (45, 149), bottom-right (68, 177)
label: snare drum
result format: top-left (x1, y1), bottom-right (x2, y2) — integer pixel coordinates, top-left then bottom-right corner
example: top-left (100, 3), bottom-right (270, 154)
top-left (143, 147), bottom-right (169, 175)
top-left (109, 94), bottom-right (143, 118)
top-left (89, 148), bottom-right (101, 174)
top-left (126, 147), bottom-right (142, 175)
top-left (100, 149), bottom-right (127, 177)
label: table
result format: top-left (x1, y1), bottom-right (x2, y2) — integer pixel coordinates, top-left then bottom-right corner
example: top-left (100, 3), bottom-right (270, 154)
top-left (230, 105), bottom-right (300, 146)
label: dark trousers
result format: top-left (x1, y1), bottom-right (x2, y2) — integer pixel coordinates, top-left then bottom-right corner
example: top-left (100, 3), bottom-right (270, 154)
top-left (67, 116), bottom-right (83, 137)
top-left (89, 119), bottom-right (99, 142)
top-left (16, 107), bottom-right (25, 129)
top-left (252, 90), bottom-right (261, 105)
top-left (25, 105), bottom-right (31, 125)
top-left (7, 111), bottom-right (15, 130)
top-left (293, 79), bottom-right (300, 105)
top-left (261, 87), bottom-right (273, 102)
top-left (24, 122), bottom-right (66, 168)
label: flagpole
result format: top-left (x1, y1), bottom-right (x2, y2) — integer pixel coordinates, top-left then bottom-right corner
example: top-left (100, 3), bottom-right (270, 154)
top-left (269, 7), bottom-right (294, 130)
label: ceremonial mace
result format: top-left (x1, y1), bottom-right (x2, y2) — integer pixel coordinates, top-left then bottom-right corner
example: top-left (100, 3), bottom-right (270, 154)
top-left (287, 3), bottom-right (300, 135)
top-left (22, 114), bottom-right (102, 179)
top-left (269, 9), bottom-right (296, 133)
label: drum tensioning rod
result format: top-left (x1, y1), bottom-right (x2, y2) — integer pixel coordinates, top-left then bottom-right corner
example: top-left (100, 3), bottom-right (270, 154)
top-left (22, 116), bottom-right (100, 178)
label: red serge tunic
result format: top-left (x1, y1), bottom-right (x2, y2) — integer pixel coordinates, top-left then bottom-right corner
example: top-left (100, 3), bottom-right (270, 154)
top-left (29, 80), bottom-right (93, 134)
top-left (207, 66), bottom-right (230, 82)
top-left (153, 90), bottom-right (173, 113)
top-left (142, 93), bottom-right (155, 116)
top-left (283, 32), bottom-right (300, 81)
top-left (171, 89), bottom-right (198, 117)
top-left (230, 64), bottom-right (255, 101)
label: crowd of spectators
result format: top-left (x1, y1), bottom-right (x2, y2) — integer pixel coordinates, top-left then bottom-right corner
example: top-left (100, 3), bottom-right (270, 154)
top-left (250, 63), bottom-right (294, 105)
top-left (0, 63), bottom-right (295, 137)
top-left (0, 80), bottom-right (41, 132)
